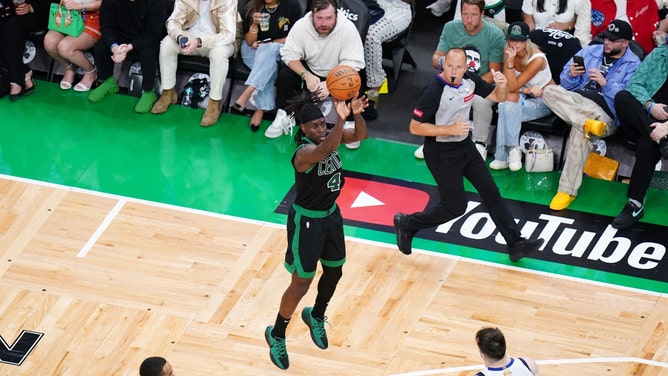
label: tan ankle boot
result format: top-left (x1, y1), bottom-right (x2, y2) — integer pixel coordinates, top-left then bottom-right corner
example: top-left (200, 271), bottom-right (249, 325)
top-left (201, 99), bottom-right (222, 127)
top-left (151, 88), bottom-right (178, 114)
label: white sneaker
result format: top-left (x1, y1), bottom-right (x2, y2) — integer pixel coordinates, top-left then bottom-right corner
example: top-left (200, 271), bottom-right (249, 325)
top-left (426, 0), bottom-right (451, 16)
top-left (475, 142), bottom-right (487, 161)
top-left (508, 147), bottom-right (522, 171)
top-left (264, 109), bottom-right (294, 139)
top-left (489, 159), bottom-right (509, 170)
top-left (343, 121), bottom-right (360, 149)
top-left (414, 144), bottom-right (424, 159)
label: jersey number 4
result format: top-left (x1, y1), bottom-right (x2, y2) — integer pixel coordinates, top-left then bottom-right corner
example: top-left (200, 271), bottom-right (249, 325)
top-left (327, 172), bottom-right (342, 192)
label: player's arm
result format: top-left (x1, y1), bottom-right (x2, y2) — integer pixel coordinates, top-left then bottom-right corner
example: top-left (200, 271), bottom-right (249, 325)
top-left (341, 95), bottom-right (369, 144)
top-left (522, 357), bottom-right (541, 375)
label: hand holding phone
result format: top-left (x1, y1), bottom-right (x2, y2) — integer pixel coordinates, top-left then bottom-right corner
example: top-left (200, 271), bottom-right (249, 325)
top-left (573, 55), bottom-right (584, 67)
top-left (179, 36), bottom-right (189, 49)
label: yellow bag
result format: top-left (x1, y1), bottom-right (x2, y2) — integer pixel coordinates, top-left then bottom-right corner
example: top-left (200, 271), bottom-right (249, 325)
top-left (584, 152), bottom-right (619, 181)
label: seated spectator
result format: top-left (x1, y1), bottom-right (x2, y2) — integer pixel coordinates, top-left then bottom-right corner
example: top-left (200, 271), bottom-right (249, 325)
top-left (475, 327), bottom-right (541, 375)
top-left (0, 0), bottom-right (50, 101)
top-left (231, 0), bottom-right (302, 132)
top-left (139, 356), bottom-right (174, 376)
top-left (150, 0), bottom-right (237, 127)
top-left (87, 0), bottom-right (164, 113)
top-left (542, 20), bottom-right (640, 211)
top-left (363, 0), bottom-right (412, 107)
top-left (44, 0), bottom-right (102, 92)
top-left (522, 0), bottom-right (591, 47)
top-left (265, 0), bottom-right (365, 146)
top-left (491, 21), bottom-right (553, 171)
top-left (612, 43), bottom-right (668, 229)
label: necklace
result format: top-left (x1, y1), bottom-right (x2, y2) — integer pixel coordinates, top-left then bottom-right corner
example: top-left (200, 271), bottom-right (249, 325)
top-left (264, 3), bottom-right (279, 13)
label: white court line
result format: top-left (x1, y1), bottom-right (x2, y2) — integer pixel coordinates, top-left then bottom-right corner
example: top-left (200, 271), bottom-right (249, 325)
top-left (1, 173), bottom-right (665, 297)
top-left (390, 357), bottom-right (668, 375)
top-left (77, 199), bottom-right (126, 258)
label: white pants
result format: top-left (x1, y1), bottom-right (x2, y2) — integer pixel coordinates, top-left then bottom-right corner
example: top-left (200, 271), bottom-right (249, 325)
top-left (157, 36), bottom-right (234, 101)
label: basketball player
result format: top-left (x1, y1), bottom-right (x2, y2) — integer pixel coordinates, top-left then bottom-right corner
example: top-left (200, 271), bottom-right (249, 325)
top-left (475, 327), bottom-right (541, 375)
top-left (264, 91), bottom-right (368, 370)
top-left (139, 357), bottom-right (174, 376)
top-left (393, 48), bottom-right (545, 261)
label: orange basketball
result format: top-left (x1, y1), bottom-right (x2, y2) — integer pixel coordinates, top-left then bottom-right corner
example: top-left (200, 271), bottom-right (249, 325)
top-left (326, 65), bottom-right (361, 101)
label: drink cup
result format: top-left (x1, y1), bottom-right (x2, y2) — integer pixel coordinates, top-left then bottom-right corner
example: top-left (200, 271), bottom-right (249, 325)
top-left (13, 0), bottom-right (25, 6)
top-left (259, 13), bottom-right (270, 32)
top-left (656, 32), bottom-right (667, 47)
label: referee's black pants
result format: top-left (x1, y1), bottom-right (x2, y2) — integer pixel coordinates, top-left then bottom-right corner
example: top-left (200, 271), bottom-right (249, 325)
top-left (614, 90), bottom-right (663, 203)
top-left (403, 134), bottom-right (522, 246)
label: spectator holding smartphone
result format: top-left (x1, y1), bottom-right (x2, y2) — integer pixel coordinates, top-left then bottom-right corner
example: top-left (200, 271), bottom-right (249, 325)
top-left (150, 0), bottom-right (237, 126)
top-left (541, 20), bottom-right (640, 211)
top-left (230, 0), bottom-right (303, 132)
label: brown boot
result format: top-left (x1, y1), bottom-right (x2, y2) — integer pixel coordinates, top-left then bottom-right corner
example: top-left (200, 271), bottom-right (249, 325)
top-left (201, 99), bottom-right (222, 127)
top-left (151, 88), bottom-right (178, 114)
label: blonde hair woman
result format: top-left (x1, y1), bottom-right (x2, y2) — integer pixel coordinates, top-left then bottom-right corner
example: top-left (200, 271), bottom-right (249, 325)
top-left (491, 21), bottom-right (554, 171)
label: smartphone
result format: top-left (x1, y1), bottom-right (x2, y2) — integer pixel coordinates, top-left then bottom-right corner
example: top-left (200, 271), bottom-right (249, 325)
top-left (573, 55), bottom-right (584, 67)
top-left (259, 38), bottom-right (272, 44)
top-left (179, 36), bottom-right (188, 49)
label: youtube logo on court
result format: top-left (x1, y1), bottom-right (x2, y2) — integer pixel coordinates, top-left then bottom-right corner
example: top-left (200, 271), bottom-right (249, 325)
top-left (275, 171), bottom-right (435, 231)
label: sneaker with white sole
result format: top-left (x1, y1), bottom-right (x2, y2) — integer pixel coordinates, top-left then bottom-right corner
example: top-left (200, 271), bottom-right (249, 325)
top-left (343, 121), bottom-right (360, 149)
top-left (426, 0), bottom-right (451, 16)
top-left (265, 109), bottom-right (295, 139)
top-left (475, 142), bottom-right (487, 161)
top-left (611, 201), bottom-right (644, 229)
top-left (508, 147), bottom-right (522, 171)
top-left (414, 144), bottom-right (424, 159)
top-left (489, 159), bottom-right (509, 170)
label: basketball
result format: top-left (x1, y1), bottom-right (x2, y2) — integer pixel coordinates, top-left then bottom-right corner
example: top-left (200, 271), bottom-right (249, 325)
top-left (326, 65), bottom-right (361, 101)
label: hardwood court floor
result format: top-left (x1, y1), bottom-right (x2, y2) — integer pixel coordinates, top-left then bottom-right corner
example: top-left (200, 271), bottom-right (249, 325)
top-left (2, 177), bottom-right (668, 375)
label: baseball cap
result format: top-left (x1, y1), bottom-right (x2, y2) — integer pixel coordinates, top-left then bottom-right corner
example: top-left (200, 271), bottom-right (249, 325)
top-left (506, 22), bottom-right (530, 41)
top-left (601, 19), bottom-right (633, 41)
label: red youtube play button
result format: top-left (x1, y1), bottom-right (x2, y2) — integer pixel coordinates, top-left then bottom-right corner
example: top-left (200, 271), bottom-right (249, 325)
top-left (337, 177), bottom-right (430, 227)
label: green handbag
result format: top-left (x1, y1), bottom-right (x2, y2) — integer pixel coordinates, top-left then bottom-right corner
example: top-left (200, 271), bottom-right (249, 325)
top-left (48, 1), bottom-right (84, 37)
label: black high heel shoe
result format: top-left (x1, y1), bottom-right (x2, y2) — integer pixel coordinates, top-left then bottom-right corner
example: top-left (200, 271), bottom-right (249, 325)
top-left (9, 78), bottom-right (35, 102)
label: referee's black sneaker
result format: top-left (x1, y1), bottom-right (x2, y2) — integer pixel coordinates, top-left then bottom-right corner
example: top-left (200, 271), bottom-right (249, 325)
top-left (611, 201), bottom-right (644, 230)
top-left (394, 213), bottom-right (416, 255)
top-left (507, 238), bottom-right (544, 262)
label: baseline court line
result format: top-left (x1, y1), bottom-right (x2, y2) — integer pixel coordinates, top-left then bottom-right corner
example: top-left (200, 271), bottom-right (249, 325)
top-left (77, 199), bottom-right (126, 258)
top-left (391, 357), bottom-right (668, 375)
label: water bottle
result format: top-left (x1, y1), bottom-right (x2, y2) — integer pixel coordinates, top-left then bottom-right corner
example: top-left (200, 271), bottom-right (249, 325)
top-left (182, 86), bottom-right (193, 107)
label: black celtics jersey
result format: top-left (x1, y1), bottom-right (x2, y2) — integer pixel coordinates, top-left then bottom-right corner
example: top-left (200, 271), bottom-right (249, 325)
top-left (292, 137), bottom-right (344, 211)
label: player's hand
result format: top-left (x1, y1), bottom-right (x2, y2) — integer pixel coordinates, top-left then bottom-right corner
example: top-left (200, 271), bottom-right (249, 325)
top-left (334, 99), bottom-right (350, 120)
top-left (350, 93), bottom-right (368, 115)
